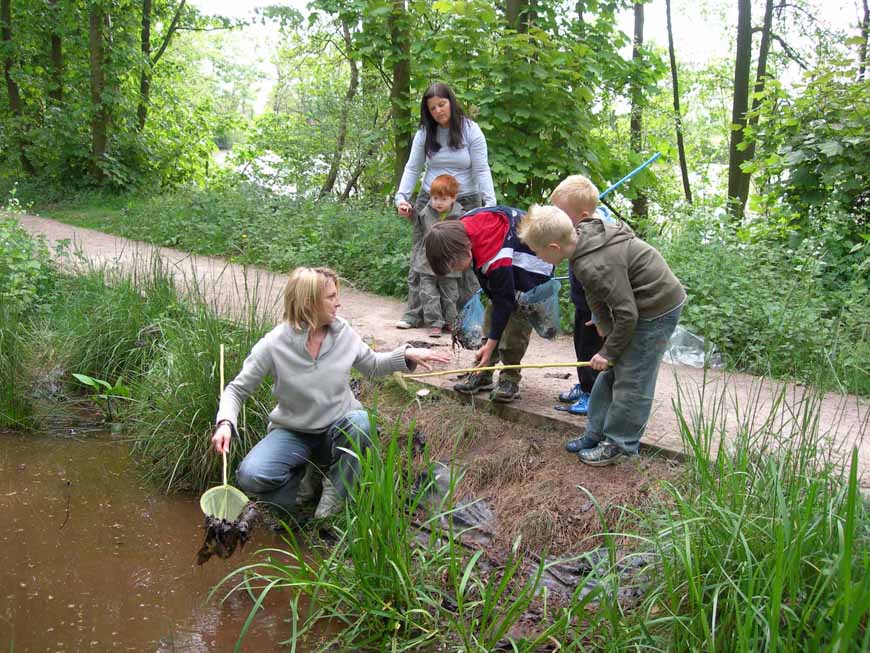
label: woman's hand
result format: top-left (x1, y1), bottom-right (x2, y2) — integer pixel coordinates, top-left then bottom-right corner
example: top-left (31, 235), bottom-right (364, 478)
top-left (397, 200), bottom-right (413, 218)
top-left (474, 338), bottom-right (498, 369)
top-left (405, 347), bottom-right (450, 371)
top-left (212, 422), bottom-right (232, 454)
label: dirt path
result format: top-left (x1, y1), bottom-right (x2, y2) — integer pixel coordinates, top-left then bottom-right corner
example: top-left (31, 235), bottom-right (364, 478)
top-left (20, 214), bottom-right (870, 488)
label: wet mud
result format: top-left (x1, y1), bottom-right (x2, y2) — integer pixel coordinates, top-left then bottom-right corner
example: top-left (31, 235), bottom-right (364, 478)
top-left (196, 504), bottom-right (258, 565)
top-left (0, 429), bottom-right (301, 652)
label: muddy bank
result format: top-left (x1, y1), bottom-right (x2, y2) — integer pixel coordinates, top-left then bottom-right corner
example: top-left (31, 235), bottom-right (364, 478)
top-left (0, 428), bottom-right (296, 652)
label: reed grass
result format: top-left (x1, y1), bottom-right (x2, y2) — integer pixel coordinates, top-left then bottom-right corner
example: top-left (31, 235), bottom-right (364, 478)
top-left (630, 374), bottom-right (870, 651)
top-left (0, 307), bottom-right (34, 429)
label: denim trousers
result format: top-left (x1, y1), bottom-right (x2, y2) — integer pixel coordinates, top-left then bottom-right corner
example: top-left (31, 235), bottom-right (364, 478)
top-left (584, 304), bottom-right (683, 454)
top-left (235, 409), bottom-right (372, 514)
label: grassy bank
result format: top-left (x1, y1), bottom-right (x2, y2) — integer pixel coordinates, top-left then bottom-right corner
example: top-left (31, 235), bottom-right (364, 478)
top-left (20, 181), bottom-right (869, 396)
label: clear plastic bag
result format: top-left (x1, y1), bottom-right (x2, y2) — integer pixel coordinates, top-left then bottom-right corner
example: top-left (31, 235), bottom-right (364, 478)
top-left (664, 325), bottom-right (724, 368)
top-left (452, 289), bottom-right (486, 350)
top-left (516, 278), bottom-right (562, 339)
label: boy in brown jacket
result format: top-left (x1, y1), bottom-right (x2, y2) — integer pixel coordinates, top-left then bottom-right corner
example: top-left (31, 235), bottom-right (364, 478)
top-left (518, 205), bottom-right (685, 466)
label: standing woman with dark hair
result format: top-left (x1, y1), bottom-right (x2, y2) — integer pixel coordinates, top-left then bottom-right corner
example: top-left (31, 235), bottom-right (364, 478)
top-left (395, 82), bottom-right (496, 330)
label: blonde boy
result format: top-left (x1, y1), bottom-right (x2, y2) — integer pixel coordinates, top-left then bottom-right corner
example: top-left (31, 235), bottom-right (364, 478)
top-left (519, 205), bottom-right (685, 466)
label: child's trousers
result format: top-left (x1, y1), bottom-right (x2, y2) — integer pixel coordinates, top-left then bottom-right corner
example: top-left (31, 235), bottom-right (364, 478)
top-left (482, 304), bottom-right (533, 383)
top-left (584, 304), bottom-right (683, 454)
top-left (419, 273), bottom-right (460, 328)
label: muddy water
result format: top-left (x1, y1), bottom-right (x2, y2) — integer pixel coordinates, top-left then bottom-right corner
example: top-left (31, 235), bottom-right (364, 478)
top-left (0, 429), bottom-right (305, 652)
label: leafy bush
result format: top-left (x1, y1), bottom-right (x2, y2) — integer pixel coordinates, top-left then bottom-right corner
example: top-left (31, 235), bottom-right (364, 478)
top-left (0, 203), bottom-right (56, 313)
top-left (656, 206), bottom-right (869, 395)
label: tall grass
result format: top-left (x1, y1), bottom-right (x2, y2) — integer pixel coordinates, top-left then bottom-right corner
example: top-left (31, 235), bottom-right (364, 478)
top-left (0, 308), bottom-right (33, 429)
top-left (129, 265), bottom-right (274, 492)
top-left (632, 376), bottom-right (870, 650)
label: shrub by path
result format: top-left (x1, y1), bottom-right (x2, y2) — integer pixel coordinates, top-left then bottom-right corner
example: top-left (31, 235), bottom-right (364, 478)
top-left (19, 214), bottom-right (869, 488)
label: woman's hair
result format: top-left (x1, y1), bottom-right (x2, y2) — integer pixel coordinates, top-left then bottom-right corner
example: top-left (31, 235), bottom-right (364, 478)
top-left (420, 82), bottom-right (467, 155)
top-left (282, 267), bottom-right (339, 331)
top-left (423, 220), bottom-right (470, 276)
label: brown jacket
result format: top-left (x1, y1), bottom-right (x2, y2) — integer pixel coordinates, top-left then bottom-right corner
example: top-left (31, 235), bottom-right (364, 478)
top-left (570, 220), bottom-right (685, 361)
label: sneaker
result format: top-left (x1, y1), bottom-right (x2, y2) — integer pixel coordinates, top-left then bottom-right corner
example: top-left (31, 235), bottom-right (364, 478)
top-left (554, 391), bottom-right (590, 415)
top-left (429, 326), bottom-right (442, 338)
top-left (295, 463), bottom-right (321, 505)
top-left (564, 434), bottom-right (601, 453)
top-left (578, 442), bottom-right (632, 467)
top-left (314, 478), bottom-right (344, 519)
top-left (558, 383), bottom-right (583, 403)
top-left (490, 379), bottom-right (520, 403)
top-left (453, 371), bottom-right (495, 394)
top-left (396, 320), bottom-right (414, 329)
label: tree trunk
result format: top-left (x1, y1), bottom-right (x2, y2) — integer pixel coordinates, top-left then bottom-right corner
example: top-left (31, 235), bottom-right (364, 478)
top-left (48, 0), bottom-right (63, 104)
top-left (629, 3), bottom-right (647, 222)
top-left (319, 19), bottom-right (358, 198)
top-left (726, 0), bottom-right (752, 221)
top-left (507, 0), bottom-right (531, 32)
top-left (89, 4), bottom-right (107, 181)
top-left (137, 0), bottom-right (152, 131)
top-left (665, 0), bottom-right (691, 204)
top-left (388, 0), bottom-right (411, 189)
top-left (1, 0), bottom-right (36, 174)
top-left (859, 0), bottom-right (869, 81)
top-left (732, 0), bottom-right (773, 214)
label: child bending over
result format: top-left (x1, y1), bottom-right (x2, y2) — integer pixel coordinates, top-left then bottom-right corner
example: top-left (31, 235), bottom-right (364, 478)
top-left (424, 205), bottom-right (554, 403)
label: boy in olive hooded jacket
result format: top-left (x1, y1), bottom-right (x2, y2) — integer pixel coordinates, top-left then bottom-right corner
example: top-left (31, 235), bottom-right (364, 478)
top-left (519, 205), bottom-right (686, 466)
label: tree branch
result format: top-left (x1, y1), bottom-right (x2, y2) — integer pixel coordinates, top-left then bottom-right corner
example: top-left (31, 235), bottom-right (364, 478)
top-left (770, 32), bottom-right (808, 69)
top-left (151, 0), bottom-right (186, 67)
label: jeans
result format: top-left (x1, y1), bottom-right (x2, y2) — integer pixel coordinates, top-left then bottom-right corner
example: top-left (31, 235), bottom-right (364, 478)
top-left (235, 409), bottom-right (372, 514)
top-left (584, 304), bottom-right (683, 454)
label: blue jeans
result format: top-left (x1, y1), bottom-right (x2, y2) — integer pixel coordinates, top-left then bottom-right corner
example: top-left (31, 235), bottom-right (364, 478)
top-left (235, 409), bottom-right (372, 514)
top-left (584, 304), bottom-right (683, 454)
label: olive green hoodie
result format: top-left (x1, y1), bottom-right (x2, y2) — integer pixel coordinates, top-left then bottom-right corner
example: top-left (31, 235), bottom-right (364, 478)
top-left (570, 220), bottom-right (685, 361)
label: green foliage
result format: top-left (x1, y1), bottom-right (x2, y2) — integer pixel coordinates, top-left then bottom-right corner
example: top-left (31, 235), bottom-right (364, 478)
top-left (0, 306), bottom-right (33, 429)
top-left (0, 203), bottom-right (55, 313)
top-left (657, 205), bottom-right (869, 395)
top-left (71, 373), bottom-right (131, 423)
top-left (748, 59), bottom-right (870, 243)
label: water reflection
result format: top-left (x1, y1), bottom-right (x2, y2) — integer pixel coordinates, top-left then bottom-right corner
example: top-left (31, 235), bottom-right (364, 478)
top-left (0, 429), bottom-right (300, 652)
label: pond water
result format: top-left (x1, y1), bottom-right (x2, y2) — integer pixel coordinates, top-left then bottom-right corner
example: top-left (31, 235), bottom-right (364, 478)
top-left (0, 428), bottom-right (302, 652)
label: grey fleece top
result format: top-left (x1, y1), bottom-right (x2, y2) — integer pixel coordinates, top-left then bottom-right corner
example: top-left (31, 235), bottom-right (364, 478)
top-left (395, 119), bottom-right (497, 207)
top-left (216, 318), bottom-right (412, 434)
top-left (570, 220), bottom-right (686, 361)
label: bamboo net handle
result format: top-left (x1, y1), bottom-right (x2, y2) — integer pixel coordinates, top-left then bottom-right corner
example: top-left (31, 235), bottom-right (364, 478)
top-left (403, 361), bottom-right (593, 379)
top-left (219, 343), bottom-right (227, 487)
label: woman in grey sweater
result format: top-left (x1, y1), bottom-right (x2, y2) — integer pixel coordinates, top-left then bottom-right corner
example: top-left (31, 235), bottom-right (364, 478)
top-left (395, 82), bottom-right (494, 329)
top-left (212, 267), bottom-right (448, 519)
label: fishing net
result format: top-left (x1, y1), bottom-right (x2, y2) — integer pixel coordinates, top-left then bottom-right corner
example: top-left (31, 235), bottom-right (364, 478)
top-left (196, 344), bottom-right (257, 565)
top-left (516, 278), bottom-right (562, 339)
